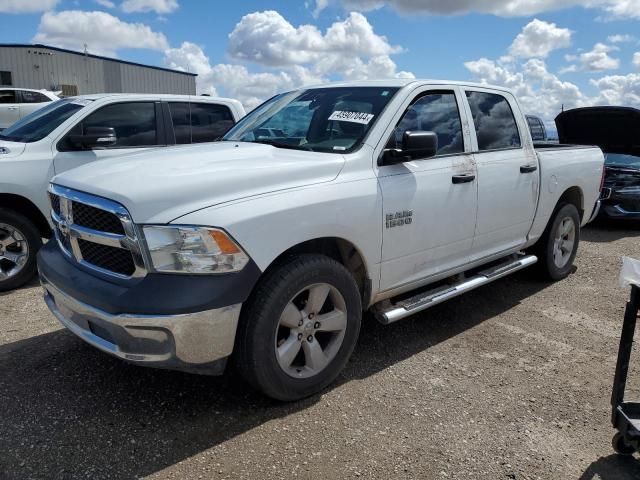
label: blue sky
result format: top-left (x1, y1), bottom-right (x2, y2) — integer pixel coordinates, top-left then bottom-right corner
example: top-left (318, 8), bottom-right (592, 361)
top-left (1, 0), bottom-right (639, 123)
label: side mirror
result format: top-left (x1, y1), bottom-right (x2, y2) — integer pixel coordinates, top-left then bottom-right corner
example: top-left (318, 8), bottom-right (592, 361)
top-left (382, 131), bottom-right (438, 165)
top-left (69, 126), bottom-right (117, 149)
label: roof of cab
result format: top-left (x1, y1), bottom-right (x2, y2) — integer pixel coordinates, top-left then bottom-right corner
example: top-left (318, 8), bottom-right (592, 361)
top-left (300, 79), bottom-right (515, 95)
top-left (68, 93), bottom-right (241, 104)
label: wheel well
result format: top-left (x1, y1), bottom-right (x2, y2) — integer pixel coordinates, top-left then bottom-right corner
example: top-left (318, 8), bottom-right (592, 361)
top-left (557, 186), bottom-right (584, 220)
top-left (270, 238), bottom-right (370, 305)
top-left (0, 194), bottom-right (52, 238)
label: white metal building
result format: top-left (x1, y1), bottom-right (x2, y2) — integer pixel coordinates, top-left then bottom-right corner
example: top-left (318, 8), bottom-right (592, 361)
top-left (0, 44), bottom-right (196, 96)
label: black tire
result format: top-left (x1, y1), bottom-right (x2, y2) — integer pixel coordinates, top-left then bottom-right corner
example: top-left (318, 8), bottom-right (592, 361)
top-left (612, 432), bottom-right (637, 456)
top-left (234, 254), bottom-right (362, 401)
top-left (0, 208), bottom-right (42, 292)
top-left (535, 203), bottom-right (581, 281)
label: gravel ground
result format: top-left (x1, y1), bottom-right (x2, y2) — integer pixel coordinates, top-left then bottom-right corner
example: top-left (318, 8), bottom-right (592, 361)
top-left (2, 221), bottom-right (640, 480)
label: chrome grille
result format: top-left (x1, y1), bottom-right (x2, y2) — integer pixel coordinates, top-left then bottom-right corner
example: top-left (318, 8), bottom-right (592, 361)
top-left (48, 185), bottom-right (146, 279)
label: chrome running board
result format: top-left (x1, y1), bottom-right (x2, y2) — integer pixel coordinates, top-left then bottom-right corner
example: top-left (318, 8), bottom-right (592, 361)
top-left (375, 254), bottom-right (538, 325)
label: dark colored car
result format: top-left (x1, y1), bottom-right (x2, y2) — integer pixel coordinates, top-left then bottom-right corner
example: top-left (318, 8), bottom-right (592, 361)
top-left (526, 114), bottom-right (548, 142)
top-left (556, 106), bottom-right (640, 220)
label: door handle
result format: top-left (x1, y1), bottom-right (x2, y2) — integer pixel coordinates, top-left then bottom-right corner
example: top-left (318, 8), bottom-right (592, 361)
top-left (452, 174), bottom-right (476, 184)
top-left (520, 164), bottom-right (538, 173)
top-left (7, 106), bottom-right (18, 111)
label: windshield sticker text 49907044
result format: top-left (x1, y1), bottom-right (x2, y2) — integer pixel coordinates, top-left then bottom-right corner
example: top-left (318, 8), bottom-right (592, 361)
top-left (328, 111), bottom-right (375, 125)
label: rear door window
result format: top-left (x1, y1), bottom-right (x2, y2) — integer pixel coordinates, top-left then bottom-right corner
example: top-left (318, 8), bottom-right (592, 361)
top-left (190, 103), bottom-right (234, 143)
top-left (168, 102), bottom-right (191, 144)
top-left (0, 90), bottom-right (17, 104)
top-left (466, 91), bottom-right (521, 151)
top-left (19, 91), bottom-right (51, 103)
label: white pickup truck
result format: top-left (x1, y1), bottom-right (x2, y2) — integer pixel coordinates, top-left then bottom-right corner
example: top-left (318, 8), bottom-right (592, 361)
top-left (38, 80), bottom-right (604, 401)
top-left (0, 93), bottom-right (245, 290)
top-left (0, 88), bottom-right (59, 130)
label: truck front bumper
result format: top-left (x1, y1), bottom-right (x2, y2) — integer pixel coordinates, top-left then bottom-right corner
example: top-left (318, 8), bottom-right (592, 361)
top-left (41, 275), bottom-right (241, 374)
top-left (37, 240), bottom-right (261, 375)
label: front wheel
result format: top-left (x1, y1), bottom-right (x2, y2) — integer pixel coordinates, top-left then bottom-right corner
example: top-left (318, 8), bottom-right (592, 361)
top-left (234, 254), bottom-right (362, 401)
top-left (536, 203), bottom-right (581, 281)
top-left (0, 209), bottom-right (42, 292)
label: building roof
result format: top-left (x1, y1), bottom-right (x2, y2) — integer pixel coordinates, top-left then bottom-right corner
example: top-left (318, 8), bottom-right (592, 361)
top-left (0, 43), bottom-right (197, 77)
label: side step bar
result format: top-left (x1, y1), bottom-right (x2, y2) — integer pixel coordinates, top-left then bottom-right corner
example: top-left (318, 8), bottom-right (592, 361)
top-left (376, 254), bottom-right (538, 325)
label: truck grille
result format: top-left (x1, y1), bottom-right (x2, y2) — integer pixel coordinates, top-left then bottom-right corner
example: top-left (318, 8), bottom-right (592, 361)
top-left (72, 202), bottom-right (125, 235)
top-left (48, 186), bottom-right (146, 279)
top-left (78, 239), bottom-right (136, 276)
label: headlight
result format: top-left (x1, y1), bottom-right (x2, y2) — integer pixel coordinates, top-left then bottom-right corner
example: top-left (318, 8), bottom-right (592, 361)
top-left (143, 226), bottom-right (249, 274)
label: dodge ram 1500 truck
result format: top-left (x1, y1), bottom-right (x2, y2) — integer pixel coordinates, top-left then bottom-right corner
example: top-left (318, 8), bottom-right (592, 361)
top-left (0, 94), bottom-right (245, 291)
top-left (38, 80), bottom-right (604, 401)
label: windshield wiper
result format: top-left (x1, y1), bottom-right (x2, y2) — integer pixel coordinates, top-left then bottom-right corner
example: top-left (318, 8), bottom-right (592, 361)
top-left (251, 139), bottom-right (314, 151)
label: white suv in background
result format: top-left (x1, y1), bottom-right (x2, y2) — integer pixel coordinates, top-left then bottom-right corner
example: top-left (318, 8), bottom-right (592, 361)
top-left (0, 88), bottom-right (59, 130)
top-left (0, 93), bottom-right (245, 290)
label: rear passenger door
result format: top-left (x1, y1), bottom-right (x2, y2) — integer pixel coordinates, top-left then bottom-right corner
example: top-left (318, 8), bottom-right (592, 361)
top-left (0, 90), bottom-right (20, 129)
top-left (53, 101), bottom-right (165, 174)
top-left (464, 89), bottom-right (539, 259)
top-left (166, 101), bottom-right (236, 145)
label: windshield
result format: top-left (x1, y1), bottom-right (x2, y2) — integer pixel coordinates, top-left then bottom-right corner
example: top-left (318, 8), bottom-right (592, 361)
top-left (0, 98), bottom-right (89, 143)
top-left (223, 87), bottom-right (400, 153)
top-left (605, 153), bottom-right (640, 169)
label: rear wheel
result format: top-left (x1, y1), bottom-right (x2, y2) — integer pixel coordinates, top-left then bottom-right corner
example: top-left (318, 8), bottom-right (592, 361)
top-left (535, 203), bottom-right (580, 281)
top-left (0, 209), bottom-right (42, 292)
top-left (235, 254), bottom-right (362, 401)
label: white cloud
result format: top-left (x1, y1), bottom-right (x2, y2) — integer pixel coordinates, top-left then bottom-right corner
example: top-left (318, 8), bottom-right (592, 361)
top-left (165, 42), bottom-right (324, 109)
top-left (634, 53), bottom-right (640, 69)
top-left (315, 0), bottom-right (640, 19)
top-left (164, 11), bottom-right (413, 110)
top-left (121, 0), bottom-right (178, 14)
top-left (608, 34), bottom-right (636, 43)
top-left (228, 11), bottom-right (400, 67)
top-left (466, 56), bottom-right (592, 126)
top-left (95, 0), bottom-right (115, 7)
top-left (601, 0), bottom-right (640, 19)
top-left (591, 74), bottom-right (640, 105)
top-left (33, 10), bottom-right (169, 57)
top-left (0, 0), bottom-right (58, 13)
top-left (509, 19), bottom-right (572, 59)
top-left (578, 43), bottom-right (619, 71)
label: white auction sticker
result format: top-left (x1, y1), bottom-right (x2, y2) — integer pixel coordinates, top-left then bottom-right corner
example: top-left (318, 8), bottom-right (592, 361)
top-left (328, 110), bottom-right (375, 125)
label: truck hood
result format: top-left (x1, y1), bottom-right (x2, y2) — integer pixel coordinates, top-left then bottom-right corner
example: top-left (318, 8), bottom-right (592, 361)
top-left (52, 141), bottom-right (345, 223)
top-left (0, 140), bottom-right (26, 159)
top-left (555, 107), bottom-right (640, 156)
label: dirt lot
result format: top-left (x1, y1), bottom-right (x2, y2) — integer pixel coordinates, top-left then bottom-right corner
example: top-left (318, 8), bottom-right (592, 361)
top-left (2, 221), bottom-right (640, 480)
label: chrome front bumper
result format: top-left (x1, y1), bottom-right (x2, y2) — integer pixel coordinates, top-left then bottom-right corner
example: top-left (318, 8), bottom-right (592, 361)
top-left (41, 274), bottom-right (241, 374)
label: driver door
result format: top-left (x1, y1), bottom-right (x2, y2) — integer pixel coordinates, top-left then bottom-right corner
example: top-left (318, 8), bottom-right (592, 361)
top-left (377, 87), bottom-right (478, 293)
top-left (52, 101), bottom-right (164, 175)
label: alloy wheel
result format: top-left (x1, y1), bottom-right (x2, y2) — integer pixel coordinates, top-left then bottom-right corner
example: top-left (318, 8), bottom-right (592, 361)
top-left (552, 216), bottom-right (576, 269)
top-left (275, 283), bottom-right (348, 378)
